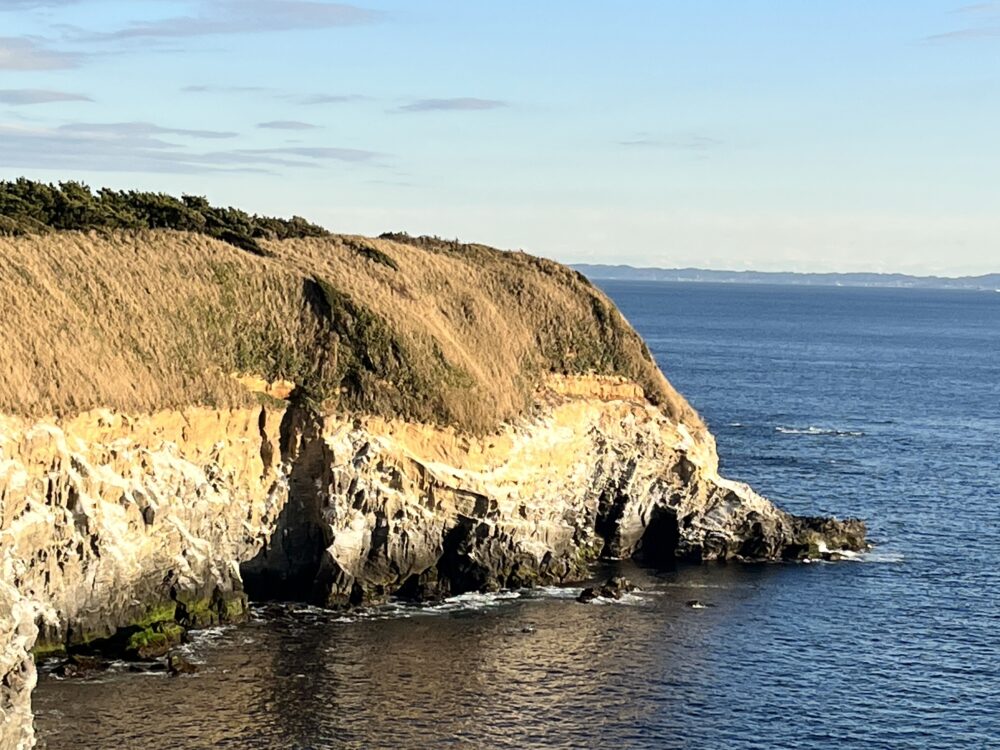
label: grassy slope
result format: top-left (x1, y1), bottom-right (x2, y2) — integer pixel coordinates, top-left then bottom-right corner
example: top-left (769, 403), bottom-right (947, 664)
top-left (0, 229), bottom-right (703, 434)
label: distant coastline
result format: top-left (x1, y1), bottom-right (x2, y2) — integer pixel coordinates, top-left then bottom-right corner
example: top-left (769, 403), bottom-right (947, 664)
top-left (572, 264), bottom-right (1000, 292)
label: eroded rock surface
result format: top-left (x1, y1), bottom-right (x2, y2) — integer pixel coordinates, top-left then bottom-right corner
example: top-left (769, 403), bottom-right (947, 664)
top-left (0, 576), bottom-right (35, 750)
top-left (244, 376), bottom-right (865, 606)
top-left (0, 375), bottom-right (865, 748)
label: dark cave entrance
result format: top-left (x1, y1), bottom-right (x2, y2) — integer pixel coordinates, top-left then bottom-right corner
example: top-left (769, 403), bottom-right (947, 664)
top-left (632, 506), bottom-right (681, 568)
top-left (240, 406), bottom-right (330, 603)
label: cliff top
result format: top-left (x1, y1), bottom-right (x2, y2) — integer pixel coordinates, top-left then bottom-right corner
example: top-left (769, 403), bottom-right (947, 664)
top-left (0, 180), bottom-right (703, 434)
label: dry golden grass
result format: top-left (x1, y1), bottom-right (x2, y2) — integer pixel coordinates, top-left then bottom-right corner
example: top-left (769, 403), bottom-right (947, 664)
top-left (0, 229), bottom-right (703, 434)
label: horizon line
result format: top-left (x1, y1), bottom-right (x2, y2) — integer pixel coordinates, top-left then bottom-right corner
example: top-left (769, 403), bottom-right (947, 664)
top-left (569, 263), bottom-right (1000, 281)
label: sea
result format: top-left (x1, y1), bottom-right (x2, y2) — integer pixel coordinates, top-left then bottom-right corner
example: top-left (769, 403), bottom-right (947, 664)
top-left (32, 282), bottom-right (1000, 750)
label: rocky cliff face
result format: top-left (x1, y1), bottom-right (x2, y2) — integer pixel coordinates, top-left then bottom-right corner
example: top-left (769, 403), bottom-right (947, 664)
top-left (0, 224), bottom-right (867, 749)
top-left (0, 576), bottom-right (35, 750)
top-left (0, 407), bottom-right (285, 749)
top-left (243, 375), bottom-right (864, 606)
top-left (0, 375), bottom-right (864, 749)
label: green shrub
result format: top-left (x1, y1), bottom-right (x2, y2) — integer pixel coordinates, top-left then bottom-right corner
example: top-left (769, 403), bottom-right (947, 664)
top-left (0, 178), bottom-right (330, 254)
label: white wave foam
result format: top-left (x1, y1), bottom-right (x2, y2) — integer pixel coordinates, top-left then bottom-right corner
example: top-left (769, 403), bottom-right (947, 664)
top-left (775, 425), bottom-right (865, 437)
top-left (830, 548), bottom-right (861, 559)
top-left (859, 549), bottom-right (906, 564)
top-left (186, 625), bottom-right (230, 643)
top-left (424, 590), bottom-right (522, 613)
top-left (105, 660), bottom-right (168, 677)
top-left (583, 592), bottom-right (649, 607)
top-left (528, 585), bottom-right (583, 600)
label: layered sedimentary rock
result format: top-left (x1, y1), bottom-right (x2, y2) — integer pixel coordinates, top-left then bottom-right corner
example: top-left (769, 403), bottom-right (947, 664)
top-left (2, 374), bottom-right (864, 633)
top-left (0, 409), bottom-right (284, 653)
top-left (244, 375), bottom-right (865, 606)
top-left (0, 377), bottom-right (865, 749)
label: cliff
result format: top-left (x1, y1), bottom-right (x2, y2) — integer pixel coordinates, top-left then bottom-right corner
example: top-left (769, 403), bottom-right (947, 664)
top-left (0, 222), bottom-right (864, 749)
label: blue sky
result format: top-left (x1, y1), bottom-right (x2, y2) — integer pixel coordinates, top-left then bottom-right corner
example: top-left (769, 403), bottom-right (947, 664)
top-left (2, 1), bottom-right (998, 274)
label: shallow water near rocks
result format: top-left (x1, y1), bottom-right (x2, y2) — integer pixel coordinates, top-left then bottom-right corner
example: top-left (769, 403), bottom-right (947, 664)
top-left (33, 282), bottom-right (1000, 749)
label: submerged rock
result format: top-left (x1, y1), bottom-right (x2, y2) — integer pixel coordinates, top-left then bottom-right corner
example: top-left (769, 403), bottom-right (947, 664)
top-left (602, 576), bottom-right (636, 598)
top-left (166, 654), bottom-right (199, 676)
top-left (577, 576), bottom-right (637, 603)
top-left (51, 654), bottom-right (109, 679)
top-left (125, 623), bottom-right (185, 660)
top-left (685, 600), bottom-right (715, 609)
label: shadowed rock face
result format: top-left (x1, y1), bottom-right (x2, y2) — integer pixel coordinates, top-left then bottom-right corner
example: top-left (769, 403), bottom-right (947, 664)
top-left (0, 578), bottom-right (35, 750)
top-left (240, 376), bottom-right (867, 606)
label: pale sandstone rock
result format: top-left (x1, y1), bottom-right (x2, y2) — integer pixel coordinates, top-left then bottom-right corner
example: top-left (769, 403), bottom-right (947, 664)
top-left (0, 375), bottom-right (865, 744)
top-left (0, 574), bottom-right (36, 750)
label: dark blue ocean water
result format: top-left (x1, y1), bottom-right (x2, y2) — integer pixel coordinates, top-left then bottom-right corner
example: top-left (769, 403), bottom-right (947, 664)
top-left (34, 282), bottom-right (1000, 750)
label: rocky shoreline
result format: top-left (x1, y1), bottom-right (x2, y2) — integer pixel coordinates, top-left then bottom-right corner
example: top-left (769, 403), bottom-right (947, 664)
top-left (0, 375), bottom-right (865, 749)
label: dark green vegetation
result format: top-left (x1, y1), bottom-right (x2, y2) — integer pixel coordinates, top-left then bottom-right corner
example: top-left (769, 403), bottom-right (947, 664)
top-left (0, 178), bottom-right (329, 256)
top-left (33, 591), bottom-right (248, 663)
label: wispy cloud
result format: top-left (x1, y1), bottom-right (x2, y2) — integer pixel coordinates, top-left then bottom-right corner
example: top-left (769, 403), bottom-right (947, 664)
top-left (954, 2), bottom-right (1000, 13)
top-left (238, 146), bottom-right (378, 162)
top-left (78, 1), bottom-right (380, 41)
top-left (619, 133), bottom-right (723, 151)
top-left (182, 84), bottom-right (272, 94)
top-left (0, 36), bottom-right (81, 70)
top-left (924, 3), bottom-right (1000, 41)
top-left (0, 1), bottom-right (84, 9)
top-left (295, 93), bottom-right (366, 105)
top-left (397, 97), bottom-right (507, 113)
top-left (0, 121), bottom-right (383, 175)
top-left (59, 121), bottom-right (238, 139)
top-left (184, 88), bottom-right (366, 106)
top-left (925, 27), bottom-right (1000, 40)
top-left (257, 120), bottom-right (319, 130)
top-left (0, 88), bottom-right (91, 105)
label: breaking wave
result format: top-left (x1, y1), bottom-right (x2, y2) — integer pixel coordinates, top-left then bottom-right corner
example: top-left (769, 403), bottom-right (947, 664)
top-left (775, 425), bottom-right (865, 437)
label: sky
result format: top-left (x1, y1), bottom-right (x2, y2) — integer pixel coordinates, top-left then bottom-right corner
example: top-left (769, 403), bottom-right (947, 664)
top-left (1, 1), bottom-right (999, 275)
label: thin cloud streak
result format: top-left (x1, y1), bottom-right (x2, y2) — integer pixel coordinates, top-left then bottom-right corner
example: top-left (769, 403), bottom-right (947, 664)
top-left (0, 122), bottom-right (385, 175)
top-left (237, 146), bottom-right (380, 162)
top-left (295, 93), bottom-right (367, 105)
top-left (0, 36), bottom-right (81, 70)
top-left (925, 3), bottom-right (1000, 41)
top-left (59, 121), bottom-right (238, 139)
top-left (954, 2), bottom-right (1000, 14)
top-left (0, 89), bottom-right (92, 105)
top-left (183, 89), bottom-right (365, 105)
top-left (0, 0), bottom-right (83, 9)
top-left (182, 84), bottom-right (273, 94)
top-left (397, 97), bottom-right (507, 112)
top-left (258, 120), bottom-right (319, 130)
top-left (618, 133), bottom-right (723, 151)
top-left (78, 1), bottom-right (381, 41)
top-left (924, 26), bottom-right (1000, 41)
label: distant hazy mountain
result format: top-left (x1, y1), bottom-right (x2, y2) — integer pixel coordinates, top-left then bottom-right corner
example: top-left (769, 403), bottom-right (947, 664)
top-left (572, 264), bottom-right (1000, 291)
